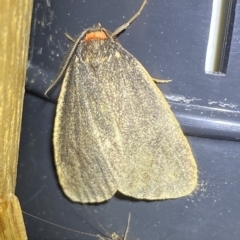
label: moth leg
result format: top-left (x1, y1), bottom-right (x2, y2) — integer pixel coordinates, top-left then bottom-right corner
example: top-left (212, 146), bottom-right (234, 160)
top-left (123, 213), bottom-right (131, 240)
top-left (152, 78), bottom-right (172, 84)
top-left (97, 235), bottom-right (110, 240)
top-left (64, 33), bottom-right (76, 42)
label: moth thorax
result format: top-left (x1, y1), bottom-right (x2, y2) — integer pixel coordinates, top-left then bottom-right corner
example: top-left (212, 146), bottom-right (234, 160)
top-left (81, 39), bottom-right (112, 65)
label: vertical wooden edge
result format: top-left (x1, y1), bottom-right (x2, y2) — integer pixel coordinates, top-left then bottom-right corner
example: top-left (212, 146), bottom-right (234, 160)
top-left (0, 0), bottom-right (34, 239)
top-left (0, 196), bottom-right (27, 240)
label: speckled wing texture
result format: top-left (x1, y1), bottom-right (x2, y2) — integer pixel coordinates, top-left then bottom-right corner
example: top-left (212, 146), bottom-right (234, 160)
top-left (54, 36), bottom-right (198, 203)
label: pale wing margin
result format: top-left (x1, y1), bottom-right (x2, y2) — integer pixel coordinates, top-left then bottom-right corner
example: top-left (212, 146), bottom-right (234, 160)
top-left (54, 55), bottom-right (128, 203)
top-left (111, 45), bottom-right (198, 199)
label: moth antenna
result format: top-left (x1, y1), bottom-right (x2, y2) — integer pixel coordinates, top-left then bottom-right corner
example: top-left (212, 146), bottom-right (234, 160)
top-left (111, 0), bottom-right (147, 37)
top-left (44, 29), bottom-right (88, 96)
top-left (22, 211), bottom-right (100, 239)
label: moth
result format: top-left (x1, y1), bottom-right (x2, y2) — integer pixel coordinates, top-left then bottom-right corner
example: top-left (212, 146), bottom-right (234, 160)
top-left (46, 0), bottom-right (198, 203)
